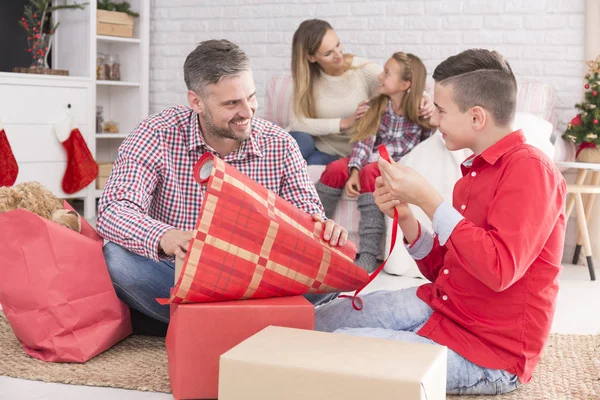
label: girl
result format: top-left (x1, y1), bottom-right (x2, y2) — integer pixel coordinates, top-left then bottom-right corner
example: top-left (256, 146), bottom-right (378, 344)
top-left (289, 19), bottom-right (433, 165)
top-left (315, 52), bottom-right (434, 272)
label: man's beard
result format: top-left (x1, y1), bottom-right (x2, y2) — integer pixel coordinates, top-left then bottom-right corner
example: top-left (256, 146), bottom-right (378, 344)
top-left (200, 108), bottom-right (252, 143)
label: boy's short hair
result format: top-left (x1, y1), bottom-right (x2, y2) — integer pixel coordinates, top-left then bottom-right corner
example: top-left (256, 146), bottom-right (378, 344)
top-left (432, 49), bottom-right (517, 127)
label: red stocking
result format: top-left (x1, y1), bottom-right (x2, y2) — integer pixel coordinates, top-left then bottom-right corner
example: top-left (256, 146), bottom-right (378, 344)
top-left (55, 117), bottom-right (98, 194)
top-left (0, 120), bottom-right (18, 187)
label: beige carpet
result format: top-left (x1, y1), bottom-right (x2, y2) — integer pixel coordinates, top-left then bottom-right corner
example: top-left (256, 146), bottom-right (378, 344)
top-left (0, 314), bottom-right (599, 399)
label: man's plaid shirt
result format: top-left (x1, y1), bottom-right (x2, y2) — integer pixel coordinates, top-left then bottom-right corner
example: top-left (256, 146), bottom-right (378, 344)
top-left (97, 105), bottom-right (324, 261)
top-left (349, 100), bottom-right (433, 170)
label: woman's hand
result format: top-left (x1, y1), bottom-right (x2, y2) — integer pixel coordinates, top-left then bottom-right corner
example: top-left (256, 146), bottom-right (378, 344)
top-left (419, 92), bottom-right (434, 119)
top-left (340, 100), bottom-right (370, 131)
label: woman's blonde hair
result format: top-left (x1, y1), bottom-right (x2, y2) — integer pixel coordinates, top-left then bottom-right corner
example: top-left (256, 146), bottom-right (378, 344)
top-left (350, 52), bottom-right (432, 143)
top-left (291, 19), bottom-right (352, 119)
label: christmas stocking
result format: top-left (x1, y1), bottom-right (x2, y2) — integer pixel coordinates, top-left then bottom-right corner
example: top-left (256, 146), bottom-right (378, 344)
top-left (54, 117), bottom-right (98, 194)
top-left (0, 120), bottom-right (18, 187)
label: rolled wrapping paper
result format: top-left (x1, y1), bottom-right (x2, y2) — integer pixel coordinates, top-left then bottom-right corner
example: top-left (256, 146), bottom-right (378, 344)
top-left (159, 152), bottom-right (368, 304)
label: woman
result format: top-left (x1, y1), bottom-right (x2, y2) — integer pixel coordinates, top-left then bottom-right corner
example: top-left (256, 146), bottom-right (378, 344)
top-left (289, 19), bottom-right (433, 165)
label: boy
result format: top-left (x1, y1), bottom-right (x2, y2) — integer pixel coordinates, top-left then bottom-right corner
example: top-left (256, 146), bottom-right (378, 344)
top-left (315, 49), bottom-right (566, 395)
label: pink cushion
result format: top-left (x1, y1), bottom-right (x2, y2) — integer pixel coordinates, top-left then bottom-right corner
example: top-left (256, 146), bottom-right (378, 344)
top-left (264, 75), bottom-right (293, 129)
top-left (516, 81), bottom-right (555, 123)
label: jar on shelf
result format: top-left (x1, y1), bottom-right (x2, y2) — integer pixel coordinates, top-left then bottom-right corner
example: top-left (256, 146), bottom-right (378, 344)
top-left (104, 55), bottom-right (114, 81)
top-left (96, 53), bottom-right (106, 80)
top-left (110, 54), bottom-right (121, 81)
top-left (96, 106), bottom-right (104, 133)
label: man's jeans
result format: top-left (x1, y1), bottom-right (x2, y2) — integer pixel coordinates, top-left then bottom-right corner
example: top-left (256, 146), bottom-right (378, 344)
top-left (315, 287), bottom-right (521, 395)
top-left (103, 242), bottom-right (339, 323)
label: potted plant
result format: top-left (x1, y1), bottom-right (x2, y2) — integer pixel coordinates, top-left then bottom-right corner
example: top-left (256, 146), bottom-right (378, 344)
top-left (96, 1), bottom-right (139, 38)
top-left (18, 0), bottom-right (87, 70)
top-left (563, 56), bottom-right (600, 163)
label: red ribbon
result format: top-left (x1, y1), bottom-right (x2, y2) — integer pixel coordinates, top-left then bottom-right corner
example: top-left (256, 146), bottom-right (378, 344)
top-left (339, 144), bottom-right (399, 310)
top-left (576, 142), bottom-right (598, 157)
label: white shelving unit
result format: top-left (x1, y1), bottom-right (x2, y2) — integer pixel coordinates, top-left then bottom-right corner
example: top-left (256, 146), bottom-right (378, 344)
top-left (52, 0), bottom-right (150, 219)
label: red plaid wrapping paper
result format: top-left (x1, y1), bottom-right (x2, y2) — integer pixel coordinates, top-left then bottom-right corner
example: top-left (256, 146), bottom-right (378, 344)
top-left (160, 153), bottom-right (368, 304)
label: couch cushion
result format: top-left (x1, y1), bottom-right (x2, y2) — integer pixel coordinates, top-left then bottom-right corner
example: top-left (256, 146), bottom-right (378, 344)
top-left (516, 81), bottom-right (555, 123)
top-left (264, 75), bottom-right (293, 129)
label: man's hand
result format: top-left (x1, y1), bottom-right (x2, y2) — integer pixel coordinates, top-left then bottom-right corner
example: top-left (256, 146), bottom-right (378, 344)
top-left (377, 156), bottom-right (444, 219)
top-left (344, 169), bottom-right (361, 198)
top-left (159, 229), bottom-right (193, 259)
top-left (419, 92), bottom-right (434, 118)
top-left (312, 214), bottom-right (348, 247)
top-left (373, 176), bottom-right (413, 220)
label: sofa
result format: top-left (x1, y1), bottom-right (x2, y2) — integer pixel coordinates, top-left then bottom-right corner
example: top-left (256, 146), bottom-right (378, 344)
top-left (263, 75), bottom-right (575, 277)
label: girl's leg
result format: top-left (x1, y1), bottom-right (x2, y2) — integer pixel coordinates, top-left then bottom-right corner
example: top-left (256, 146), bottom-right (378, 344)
top-left (315, 157), bottom-right (350, 218)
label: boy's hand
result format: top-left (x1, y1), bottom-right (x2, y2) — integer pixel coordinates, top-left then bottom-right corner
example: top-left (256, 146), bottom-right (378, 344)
top-left (373, 177), bottom-right (413, 220)
top-left (344, 169), bottom-right (361, 198)
top-left (377, 157), bottom-right (444, 218)
top-left (312, 214), bottom-right (348, 247)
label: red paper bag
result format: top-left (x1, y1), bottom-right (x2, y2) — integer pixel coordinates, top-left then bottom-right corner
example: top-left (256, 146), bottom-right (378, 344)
top-left (0, 203), bottom-right (132, 362)
top-left (161, 153), bottom-right (369, 304)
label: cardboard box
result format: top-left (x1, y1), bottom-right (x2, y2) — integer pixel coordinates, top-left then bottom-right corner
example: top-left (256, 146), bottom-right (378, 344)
top-left (166, 297), bottom-right (314, 400)
top-left (98, 162), bottom-right (113, 177)
top-left (96, 10), bottom-right (134, 38)
top-left (219, 326), bottom-right (447, 400)
top-left (96, 176), bottom-right (109, 190)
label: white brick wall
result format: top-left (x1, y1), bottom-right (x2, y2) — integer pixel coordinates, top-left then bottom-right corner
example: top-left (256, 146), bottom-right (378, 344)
top-left (149, 0), bottom-right (585, 133)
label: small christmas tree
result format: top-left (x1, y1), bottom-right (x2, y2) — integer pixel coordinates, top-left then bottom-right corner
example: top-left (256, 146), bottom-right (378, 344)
top-left (563, 55), bottom-right (600, 153)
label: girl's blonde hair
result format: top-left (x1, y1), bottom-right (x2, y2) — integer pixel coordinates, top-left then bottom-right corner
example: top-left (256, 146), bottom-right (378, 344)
top-left (350, 52), bottom-right (432, 143)
top-left (291, 19), bottom-right (352, 119)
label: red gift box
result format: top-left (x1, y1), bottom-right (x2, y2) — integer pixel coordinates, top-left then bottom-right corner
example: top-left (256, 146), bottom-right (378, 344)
top-left (166, 295), bottom-right (314, 400)
top-left (160, 153), bottom-right (368, 305)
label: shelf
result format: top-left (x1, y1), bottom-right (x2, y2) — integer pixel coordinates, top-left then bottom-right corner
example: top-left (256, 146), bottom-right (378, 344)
top-left (96, 133), bottom-right (128, 138)
top-left (97, 35), bottom-right (141, 44)
top-left (96, 80), bottom-right (140, 87)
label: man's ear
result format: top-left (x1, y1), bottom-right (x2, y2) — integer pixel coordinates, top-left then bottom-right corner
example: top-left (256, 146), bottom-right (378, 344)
top-left (470, 106), bottom-right (486, 131)
top-left (187, 90), bottom-right (204, 115)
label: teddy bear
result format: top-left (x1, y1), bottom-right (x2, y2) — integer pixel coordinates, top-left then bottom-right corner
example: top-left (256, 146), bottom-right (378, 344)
top-left (0, 181), bottom-right (81, 232)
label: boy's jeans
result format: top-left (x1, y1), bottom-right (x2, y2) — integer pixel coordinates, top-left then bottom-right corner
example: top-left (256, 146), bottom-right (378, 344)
top-left (103, 242), bottom-right (339, 323)
top-left (315, 287), bottom-right (521, 395)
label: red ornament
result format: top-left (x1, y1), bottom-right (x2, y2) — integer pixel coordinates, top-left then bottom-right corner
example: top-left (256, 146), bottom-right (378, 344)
top-left (585, 84), bottom-right (590, 89)
top-left (594, 91), bottom-right (598, 96)
top-left (33, 14), bottom-right (37, 18)
top-left (571, 114), bottom-right (583, 126)
top-left (595, 119), bottom-right (599, 124)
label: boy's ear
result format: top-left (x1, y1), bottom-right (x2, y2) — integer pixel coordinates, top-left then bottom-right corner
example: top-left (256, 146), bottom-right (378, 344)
top-left (470, 106), bottom-right (486, 130)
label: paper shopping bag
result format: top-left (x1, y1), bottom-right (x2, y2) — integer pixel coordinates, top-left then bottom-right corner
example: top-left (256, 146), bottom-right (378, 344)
top-left (161, 153), bottom-right (368, 304)
top-left (0, 205), bottom-right (132, 363)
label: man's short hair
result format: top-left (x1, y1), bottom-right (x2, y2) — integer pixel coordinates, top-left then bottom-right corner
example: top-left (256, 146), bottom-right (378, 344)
top-left (183, 39), bottom-right (250, 94)
top-left (432, 49), bottom-right (517, 127)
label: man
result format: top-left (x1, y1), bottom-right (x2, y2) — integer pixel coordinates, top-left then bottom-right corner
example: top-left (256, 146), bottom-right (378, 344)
top-left (97, 40), bottom-right (347, 335)
top-left (315, 49), bottom-right (566, 395)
